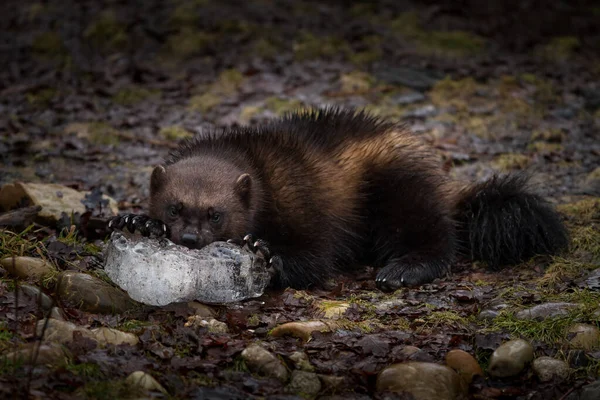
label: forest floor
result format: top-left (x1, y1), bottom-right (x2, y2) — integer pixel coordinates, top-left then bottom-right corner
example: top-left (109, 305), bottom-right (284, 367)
top-left (1, 0), bottom-right (599, 399)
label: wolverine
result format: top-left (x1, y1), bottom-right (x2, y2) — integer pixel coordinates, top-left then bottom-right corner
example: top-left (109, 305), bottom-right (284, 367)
top-left (109, 108), bottom-right (568, 291)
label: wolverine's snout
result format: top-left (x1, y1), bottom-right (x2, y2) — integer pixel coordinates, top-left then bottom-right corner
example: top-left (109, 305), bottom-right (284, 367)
top-left (181, 233), bottom-right (198, 247)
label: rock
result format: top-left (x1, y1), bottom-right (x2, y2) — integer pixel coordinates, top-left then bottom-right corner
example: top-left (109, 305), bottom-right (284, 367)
top-left (187, 301), bottom-right (216, 318)
top-left (319, 300), bottom-right (350, 319)
top-left (567, 323), bottom-right (600, 350)
top-left (567, 349), bottom-right (590, 368)
top-left (241, 343), bottom-right (289, 382)
top-left (287, 370), bottom-right (321, 396)
top-left (403, 105), bottom-right (438, 119)
top-left (375, 298), bottom-right (406, 312)
top-left (0, 182), bottom-right (118, 224)
top-left (445, 349), bottom-right (483, 384)
top-left (319, 375), bottom-right (345, 391)
top-left (577, 268), bottom-right (600, 291)
top-left (289, 351), bottom-right (314, 372)
top-left (1, 256), bottom-right (55, 281)
top-left (376, 362), bottom-right (466, 400)
top-left (478, 309), bottom-right (499, 320)
top-left (36, 318), bottom-right (95, 344)
top-left (397, 345), bottom-right (422, 358)
top-left (3, 343), bottom-right (69, 366)
top-left (104, 231), bottom-right (271, 305)
top-left (91, 327), bottom-right (139, 346)
top-left (391, 92), bottom-right (426, 105)
top-left (580, 378), bottom-right (600, 400)
top-left (532, 356), bottom-right (569, 382)
top-left (18, 283), bottom-right (54, 309)
top-left (270, 320), bottom-right (339, 341)
top-left (478, 301), bottom-right (509, 321)
top-left (515, 302), bottom-right (580, 320)
top-left (185, 317), bottom-right (229, 334)
top-left (488, 339), bottom-right (534, 377)
top-left (56, 271), bottom-right (139, 314)
top-left (126, 371), bottom-right (167, 394)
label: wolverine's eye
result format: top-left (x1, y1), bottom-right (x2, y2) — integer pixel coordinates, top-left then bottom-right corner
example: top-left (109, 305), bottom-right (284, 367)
top-left (210, 212), bottom-right (222, 224)
top-left (167, 205), bottom-right (179, 218)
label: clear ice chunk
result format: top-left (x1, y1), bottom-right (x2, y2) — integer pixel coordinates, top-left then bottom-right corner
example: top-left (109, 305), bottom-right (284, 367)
top-left (103, 231), bottom-right (272, 306)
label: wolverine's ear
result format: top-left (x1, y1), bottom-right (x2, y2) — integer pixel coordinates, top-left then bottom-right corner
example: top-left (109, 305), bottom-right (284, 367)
top-left (235, 173), bottom-right (252, 204)
top-left (150, 165), bottom-right (167, 193)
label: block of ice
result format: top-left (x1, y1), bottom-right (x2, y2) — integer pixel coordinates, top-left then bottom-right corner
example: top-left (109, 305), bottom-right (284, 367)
top-left (103, 231), bottom-right (271, 306)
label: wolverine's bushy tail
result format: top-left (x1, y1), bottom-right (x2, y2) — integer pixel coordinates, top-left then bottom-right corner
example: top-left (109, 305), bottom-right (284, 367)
top-left (455, 174), bottom-right (569, 269)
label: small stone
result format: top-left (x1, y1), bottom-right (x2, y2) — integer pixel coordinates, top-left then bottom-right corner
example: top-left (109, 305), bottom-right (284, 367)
top-left (478, 309), bottom-right (499, 320)
top-left (126, 371), bottom-right (167, 394)
top-left (241, 343), bottom-right (289, 382)
top-left (376, 362), bottom-right (466, 400)
top-left (532, 356), bottom-right (569, 382)
top-left (580, 378), bottom-right (600, 400)
top-left (391, 92), bottom-right (426, 105)
top-left (18, 283), bottom-right (54, 310)
top-left (3, 343), bottom-right (69, 366)
top-left (0, 182), bottom-right (118, 224)
top-left (567, 323), bottom-right (600, 350)
top-left (187, 301), bottom-right (216, 318)
top-left (270, 320), bottom-right (338, 341)
top-left (289, 351), bottom-right (314, 372)
top-left (375, 298), bottom-right (406, 312)
top-left (56, 271), bottom-right (139, 314)
top-left (319, 375), bottom-right (345, 391)
top-left (445, 349), bottom-right (483, 384)
top-left (319, 300), bottom-right (350, 319)
top-left (1, 257), bottom-right (55, 281)
top-left (185, 317), bottom-right (229, 334)
top-left (403, 104), bottom-right (437, 119)
top-left (515, 302), bottom-right (580, 320)
top-left (36, 318), bottom-right (95, 344)
top-left (488, 339), bottom-right (534, 378)
top-left (91, 327), bottom-right (139, 346)
top-left (288, 370), bottom-right (321, 396)
top-left (567, 350), bottom-right (590, 368)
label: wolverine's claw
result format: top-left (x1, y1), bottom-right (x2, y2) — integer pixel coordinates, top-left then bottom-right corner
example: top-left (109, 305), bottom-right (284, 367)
top-left (107, 214), bottom-right (169, 239)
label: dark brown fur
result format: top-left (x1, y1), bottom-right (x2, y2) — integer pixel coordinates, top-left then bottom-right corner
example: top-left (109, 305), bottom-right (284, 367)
top-left (147, 108), bottom-right (568, 289)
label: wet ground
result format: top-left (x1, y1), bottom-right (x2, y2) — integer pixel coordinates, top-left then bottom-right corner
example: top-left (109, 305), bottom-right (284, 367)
top-left (1, 0), bottom-right (600, 398)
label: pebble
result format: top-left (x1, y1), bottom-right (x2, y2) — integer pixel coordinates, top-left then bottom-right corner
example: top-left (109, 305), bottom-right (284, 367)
top-left (567, 323), bottom-right (600, 350)
top-left (289, 351), bottom-right (314, 372)
top-left (185, 316), bottom-right (229, 334)
top-left (287, 370), bottom-right (321, 396)
top-left (3, 343), bottom-right (70, 366)
top-left (56, 271), bottom-right (139, 314)
top-left (375, 298), bottom-right (406, 312)
top-left (445, 349), bottom-right (483, 384)
top-left (580, 378), bottom-right (600, 400)
top-left (187, 301), bottom-right (216, 318)
top-left (515, 302), bottom-right (580, 320)
top-left (532, 356), bottom-right (569, 382)
top-left (376, 362), bottom-right (466, 400)
top-left (0, 182), bottom-right (118, 224)
top-left (1, 256), bottom-right (55, 281)
top-left (488, 339), bottom-right (534, 377)
top-left (126, 371), bottom-right (167, 394)
top-left (319, 300), bottom-right (350, 319)
top-left (270, 320), bottom-right (338, 341)
top-left (37, 318), bottom-right (138, 346)
top-left (18, 283), bottom-right (54, 310)
top-left (241, 343), bottom-right (289, 382)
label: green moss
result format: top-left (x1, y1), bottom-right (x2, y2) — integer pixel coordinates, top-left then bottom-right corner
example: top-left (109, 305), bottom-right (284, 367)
top-left (390, 12), bottom-right (485, 57)
top-left (87, 122), bottom-right (121, 146)
top-left (112, 86), bottom-right (160, 106)
top-left (293, 32), bottom-right (351, 61)
top-left (539, 257), bottom-right (597, 287)
top-left (430, 77), bottom-right (478, 108)
top-left (166, 27), bottom-right (214, 59)
top-left (84, 10), bottom-right (128, 51)
top-left (26, 87), bottom-right (58, 107)
top-left (77, 379), bottom-right (143, 400)
top-left (527, 141), bottom-right (563, 153)
top-left (247, 314), bottom-right (260, 326)
top-left (537, 36), bottom-right (580, 62)
top-left (348, 35), bottom-right (383, 66)
top-left (0, 225), bottom-right (43, 259)
top-left (189, 69), bottom-right (245, 113)
top-left (338, 71), bottom-right (376, 94)
top-left (169, 0), bottom-right (209, 26)
top-left (264, 96), bottom-right (304, 115)
top-left (159, 126), bottom-right (193, 141)
top-left (571, 225), bottom-right (600, 260)
top-left (117, 319), bottom-right (152, 333)
top-left (531, 128), bottom-right (564, 143)
top-left (251, 37), bottom-right (279, 59)
top-left (0, 323), bottom-right (14, 353)
top-left (422, 310), bottom-right (470, 330)
top-left (67, 362), bottom-right (104, 379)
top-left (560, 197), bottom-right (600, 221)
top-left (586, 167), bottom-right (600, 181)
top-left (493, 153), bottom-right (531, 171)
top-left (31, 31), bottom-right (66, 59)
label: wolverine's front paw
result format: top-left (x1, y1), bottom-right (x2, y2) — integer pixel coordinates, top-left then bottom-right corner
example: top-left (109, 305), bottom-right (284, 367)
top-left (108, 214), bottom-right (169, 238)
top-left (375, 257), bottom-right (449, 291)
top-left (228, 234), bottom-right (282, 278)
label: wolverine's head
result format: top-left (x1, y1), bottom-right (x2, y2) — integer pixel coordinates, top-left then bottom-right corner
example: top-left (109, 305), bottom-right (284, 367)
top-left (148, 156), bottom-right (259, 249)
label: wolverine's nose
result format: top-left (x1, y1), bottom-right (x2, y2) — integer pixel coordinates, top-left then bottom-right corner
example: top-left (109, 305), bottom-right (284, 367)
top-left (181, 233), bottom-right (198, 247)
